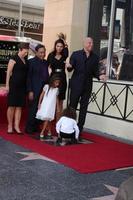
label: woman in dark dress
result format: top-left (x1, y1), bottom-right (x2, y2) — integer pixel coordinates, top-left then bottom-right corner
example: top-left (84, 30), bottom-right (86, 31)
top-left (5, 43), bottom-right (29, 134)
top-left (47, 38), bottom-right (68, 118)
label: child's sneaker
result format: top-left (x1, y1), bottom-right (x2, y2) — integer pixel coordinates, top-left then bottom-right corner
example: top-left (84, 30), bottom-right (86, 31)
top-left (40, 134), bottom-right (44, 140)
top-left (47, 131), bottom-right (52, 139)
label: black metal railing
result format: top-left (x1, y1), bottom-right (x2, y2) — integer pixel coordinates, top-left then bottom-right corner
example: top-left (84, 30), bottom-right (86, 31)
top-left (67, 80), bottom-right (133, 122)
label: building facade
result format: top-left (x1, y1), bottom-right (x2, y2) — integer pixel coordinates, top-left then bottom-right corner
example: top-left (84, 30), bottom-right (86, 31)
top-left (0, 0), bottom-right (44, 41)
top-left (43, 0), bottom-right (133, 141)
top-left (43, 0), bottom-right (132, 54)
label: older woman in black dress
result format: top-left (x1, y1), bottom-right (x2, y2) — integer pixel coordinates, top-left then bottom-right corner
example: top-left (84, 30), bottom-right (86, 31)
top-left (5, 43), bottom-right (29, 134)
top-left (47, 38), bottom-right (68, 118)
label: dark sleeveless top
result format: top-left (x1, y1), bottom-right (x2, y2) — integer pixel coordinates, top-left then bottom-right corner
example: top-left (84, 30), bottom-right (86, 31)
top-left (8, 54), bottom-right (28, 107)
top-left (47, 48), bottom-right (68, 100)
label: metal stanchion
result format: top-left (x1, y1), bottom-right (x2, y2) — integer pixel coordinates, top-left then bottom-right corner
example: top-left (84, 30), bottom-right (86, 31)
top-left (106, 0), bottom-right (116, 78)
top-left (18, 0), bottom-right (23, 37)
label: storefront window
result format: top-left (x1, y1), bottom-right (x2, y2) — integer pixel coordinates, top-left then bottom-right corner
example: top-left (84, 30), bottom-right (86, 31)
top-left (100, 0), bottom-right (133, 81)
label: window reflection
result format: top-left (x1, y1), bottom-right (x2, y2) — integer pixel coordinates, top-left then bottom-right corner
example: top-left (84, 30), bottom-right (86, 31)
top-left (100, 0), bottom-right (133, 81)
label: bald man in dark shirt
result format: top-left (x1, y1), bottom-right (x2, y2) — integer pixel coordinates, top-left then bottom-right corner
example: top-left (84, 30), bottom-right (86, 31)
top-left (68, 38), bottom-right (106, 134)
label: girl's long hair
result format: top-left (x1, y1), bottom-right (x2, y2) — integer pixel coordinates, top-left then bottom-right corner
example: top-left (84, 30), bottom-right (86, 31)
top-left (46, 74), bottom-right (61, 95)
top-left (62, 107), bottom-right (77, 120)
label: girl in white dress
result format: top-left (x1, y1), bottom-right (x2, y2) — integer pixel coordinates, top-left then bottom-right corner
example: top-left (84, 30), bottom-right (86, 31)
top-left (36, 75), bottom-right (61, 138)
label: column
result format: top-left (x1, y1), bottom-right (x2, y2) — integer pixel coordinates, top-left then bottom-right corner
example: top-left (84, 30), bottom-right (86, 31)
top-left (43, 0), bottom-right (90, 54)
top-left (129, 0), bottom-right (133, 50)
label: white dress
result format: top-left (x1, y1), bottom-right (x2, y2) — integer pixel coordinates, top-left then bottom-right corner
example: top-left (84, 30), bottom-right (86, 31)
top-left (36, 84), bottom-right (59, 121)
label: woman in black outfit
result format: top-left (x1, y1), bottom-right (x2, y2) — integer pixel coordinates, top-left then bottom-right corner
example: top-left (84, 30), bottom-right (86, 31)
top-left (47, 38), bottom-right (68, 118)
top-left (5, 43), bottom-right (29, 134)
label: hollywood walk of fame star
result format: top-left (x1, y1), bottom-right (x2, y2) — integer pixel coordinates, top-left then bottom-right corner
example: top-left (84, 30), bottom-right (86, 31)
top-left (16, 151), bottom-right (57, 163)
top-left (116, 166), bottom-right (133, 171)
top-left (91, 184), bottom-right (118, 200)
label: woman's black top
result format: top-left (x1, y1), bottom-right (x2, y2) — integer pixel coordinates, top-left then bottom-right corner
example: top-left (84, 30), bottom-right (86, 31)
top-left (47, 48), bottom-right (68, 100)
top-left (8, 54), bottom-right (28, 107)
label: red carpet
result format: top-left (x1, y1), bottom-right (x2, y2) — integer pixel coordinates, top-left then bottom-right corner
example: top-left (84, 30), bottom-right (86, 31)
top-left (0, 91), bottom-right (133, 173)
top-left (0, 124), bottom-right (133, 173)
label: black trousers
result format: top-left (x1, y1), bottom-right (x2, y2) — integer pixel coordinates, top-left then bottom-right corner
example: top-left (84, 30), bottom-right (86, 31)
top-left (58, 131), bottom-right (77, 143)
top-left (69, 88), bottom-right (91, 132)
top-left (25, 96), bottom-right (40, 132)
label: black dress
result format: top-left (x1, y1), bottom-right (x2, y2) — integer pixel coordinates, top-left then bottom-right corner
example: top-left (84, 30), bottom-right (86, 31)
top-left (47, 48), bottom-right (68, 100)
top-left (8, 55), bottom-right (28, 107)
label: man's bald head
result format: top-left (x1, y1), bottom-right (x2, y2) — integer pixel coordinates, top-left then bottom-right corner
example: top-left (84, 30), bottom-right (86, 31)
top-left (83, 37), bottom-right (93, 52)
